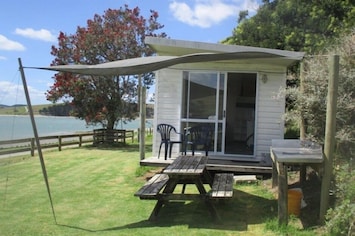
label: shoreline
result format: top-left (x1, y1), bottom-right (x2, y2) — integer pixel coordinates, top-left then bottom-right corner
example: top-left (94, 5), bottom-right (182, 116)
top-left (0, 116), bottom-right (153, 141)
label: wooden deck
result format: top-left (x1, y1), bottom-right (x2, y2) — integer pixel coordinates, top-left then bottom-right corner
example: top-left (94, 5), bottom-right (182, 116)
top-left (140, 156), bottom-right (272, 174)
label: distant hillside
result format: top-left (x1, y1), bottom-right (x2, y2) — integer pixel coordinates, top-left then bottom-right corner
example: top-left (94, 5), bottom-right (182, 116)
top-left (0, 104), bottom-right (52, 115)
top-left (0, 104), bottom-right (27, 108)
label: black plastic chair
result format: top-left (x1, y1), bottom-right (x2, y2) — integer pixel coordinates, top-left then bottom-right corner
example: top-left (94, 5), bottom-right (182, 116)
top-left (157, 124), bottom-right (184, 160)
top-left (185, 124), bottom-right (214, 156)
top-left (181, 124), bottom-right (214, 194)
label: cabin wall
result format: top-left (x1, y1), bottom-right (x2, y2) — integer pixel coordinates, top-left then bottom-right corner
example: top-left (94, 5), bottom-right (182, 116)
top-left (152, 66), bottom-right (286, 165)
top-left (152, 69), bottom-right (183, 157)
top-left (255, 72), bottom-right (286, 164)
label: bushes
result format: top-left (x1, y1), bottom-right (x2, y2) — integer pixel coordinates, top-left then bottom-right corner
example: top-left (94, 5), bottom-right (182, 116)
top-left (325, 162), bottom-right (355, 235)
top-left (284, 30), bottom-right (354, 234)
top-left (285, 30), bottom-right (354, 154)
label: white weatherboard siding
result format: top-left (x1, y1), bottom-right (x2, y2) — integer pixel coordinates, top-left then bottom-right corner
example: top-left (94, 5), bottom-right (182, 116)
top-left (255, 73), bottom-right (286, 160)
top-left (153, 68), bottom-right (183, 157)
top-left (153, 69), bottom-right (287, 161)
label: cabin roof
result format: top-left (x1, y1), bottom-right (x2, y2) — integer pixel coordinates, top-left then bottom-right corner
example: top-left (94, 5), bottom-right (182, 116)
top-left (145, 37), bottom-right (305, 67)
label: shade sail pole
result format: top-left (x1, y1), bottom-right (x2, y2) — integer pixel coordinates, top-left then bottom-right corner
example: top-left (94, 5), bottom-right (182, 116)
top-left (18, 58), bottom-right (57, 224)
top-left (138, 74), bottom-right (146, 160)
top-left (319, 55), bottom-right (339, 222)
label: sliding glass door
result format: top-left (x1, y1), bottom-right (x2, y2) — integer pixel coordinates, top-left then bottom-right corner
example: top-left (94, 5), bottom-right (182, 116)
top-left (181, 71), bottom-right (256, 156)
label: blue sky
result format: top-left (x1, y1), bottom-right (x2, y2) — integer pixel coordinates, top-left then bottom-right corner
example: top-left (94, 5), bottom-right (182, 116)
top-left (0, 0), bottom-right (260, 105)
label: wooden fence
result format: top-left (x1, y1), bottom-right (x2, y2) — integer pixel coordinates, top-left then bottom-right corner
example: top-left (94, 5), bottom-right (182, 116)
top-left (0, 129), bottom-right (141, 157)
top-left (93, 129), bottom-right (134, 146)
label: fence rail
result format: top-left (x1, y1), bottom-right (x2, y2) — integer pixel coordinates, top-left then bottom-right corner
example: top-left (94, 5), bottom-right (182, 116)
top-left (0, 129), bottom-right (148, 157)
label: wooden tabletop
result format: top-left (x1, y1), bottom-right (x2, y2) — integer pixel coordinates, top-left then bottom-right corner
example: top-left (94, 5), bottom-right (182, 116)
top-left (163, 155), bottom-right (207, 175)
top-left (271, 148), bottom-right (323, 164)
top-left (270, 139), bottom-right (323, 164)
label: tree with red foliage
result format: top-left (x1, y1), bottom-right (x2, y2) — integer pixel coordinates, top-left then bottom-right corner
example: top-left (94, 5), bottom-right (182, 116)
top-left (47, 5), bottom-right (166, 133)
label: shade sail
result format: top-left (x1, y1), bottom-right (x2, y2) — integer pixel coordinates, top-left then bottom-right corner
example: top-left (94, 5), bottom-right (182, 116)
top-left (29, 51), bottom-right (289, 76)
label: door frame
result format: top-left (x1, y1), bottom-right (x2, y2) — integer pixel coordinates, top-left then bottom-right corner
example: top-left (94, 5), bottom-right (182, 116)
top-left (180, 70), bottom-right (259, 158)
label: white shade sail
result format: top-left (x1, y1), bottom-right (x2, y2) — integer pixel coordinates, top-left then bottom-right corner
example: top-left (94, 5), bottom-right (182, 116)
top-left (28, 51), bottom-right (291, 76)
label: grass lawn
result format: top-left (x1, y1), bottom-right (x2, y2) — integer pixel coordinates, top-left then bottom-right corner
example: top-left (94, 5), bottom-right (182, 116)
top-left (0, 141), bottom-right (319, 235)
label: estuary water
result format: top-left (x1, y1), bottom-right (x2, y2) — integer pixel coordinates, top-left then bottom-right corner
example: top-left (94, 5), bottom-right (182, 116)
top-left (0, 115), bottom-right (152, 141)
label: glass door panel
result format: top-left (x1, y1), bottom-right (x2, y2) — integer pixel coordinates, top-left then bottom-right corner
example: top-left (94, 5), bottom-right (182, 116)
top-left (181, 71), bottom-right (256, 156)
top-left (181, 72), bottom-right (219, 154)
top-left (184, 72), bottom-right (217, 119)
top-left (225, 73), bottom-right (256, 155)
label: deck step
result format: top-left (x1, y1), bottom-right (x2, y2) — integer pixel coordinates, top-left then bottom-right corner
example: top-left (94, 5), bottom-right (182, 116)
top-left (233, 175), bottom-right (258, 183)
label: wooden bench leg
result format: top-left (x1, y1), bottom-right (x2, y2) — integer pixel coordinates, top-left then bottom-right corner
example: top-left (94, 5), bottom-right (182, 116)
top-left (148, 179), bottom-right (178, 220)
top-left (278, 162), bottom-right (288, 225)
top-left (193, 178), bottom-right (222, 222)
top-left (149, 200), bottom-right (164, 221)
top-left (205, 199), bottom-right (222, 223)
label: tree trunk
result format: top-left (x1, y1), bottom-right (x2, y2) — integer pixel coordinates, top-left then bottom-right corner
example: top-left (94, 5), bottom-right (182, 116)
top-left (105, 116), bottom-right (116, 143)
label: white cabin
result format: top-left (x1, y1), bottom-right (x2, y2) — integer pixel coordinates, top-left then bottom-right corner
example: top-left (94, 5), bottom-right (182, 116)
top-left (145, 37), bottom-right (304, 167)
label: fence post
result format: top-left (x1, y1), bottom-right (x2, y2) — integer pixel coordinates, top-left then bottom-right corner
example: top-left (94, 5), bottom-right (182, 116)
top-left (79, 135), bottom-right (82, 147)
top-left (30, 138), bottom-right (35, 156)
top-left (58, 136), bottom-right (62, 151)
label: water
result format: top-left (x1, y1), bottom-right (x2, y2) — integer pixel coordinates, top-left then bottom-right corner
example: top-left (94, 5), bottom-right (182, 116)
top-left (0, 115), bottom-right (153, 141)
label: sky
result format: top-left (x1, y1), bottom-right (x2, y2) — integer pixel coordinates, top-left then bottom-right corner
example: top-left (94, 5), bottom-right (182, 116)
top-left (0, 0), bottom-right (260, 106)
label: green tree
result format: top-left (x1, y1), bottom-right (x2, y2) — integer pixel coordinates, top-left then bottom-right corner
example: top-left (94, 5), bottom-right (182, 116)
top-left (283, 30), bottom-right (354, 235)
top-left (47, 5), bottom-right (166, 132)
top-left (222, 0), bottom-right (354, 53)
top-left (285, 30), bottom-right (354, 155)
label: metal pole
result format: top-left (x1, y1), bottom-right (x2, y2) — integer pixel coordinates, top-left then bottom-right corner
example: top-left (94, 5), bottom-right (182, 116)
top-left (319, 55), bottom-right (339, 222)
top-left (18, 58), bottom-right (57, 223)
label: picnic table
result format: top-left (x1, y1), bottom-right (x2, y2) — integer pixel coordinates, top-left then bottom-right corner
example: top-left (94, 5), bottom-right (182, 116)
top-left (135, 155), bottom-right (234, 221)
top-left (270, 139), bottom-right (323, 225)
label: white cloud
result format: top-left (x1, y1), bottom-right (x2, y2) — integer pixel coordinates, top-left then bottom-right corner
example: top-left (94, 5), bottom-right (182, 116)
top-left (0, 56), bottom-right (7, 60)
top-left (241, 0), bottom-right (259, 10)
top-left (0, 34), bottom-right (26, 51)
top-left (15, 28), bottom-right (57, 42)
top-left (146, 91), bottom-right (155, 104)
top-left (169, 0), bottom-right (259, 28)
top-left (0, 81), bottom-right (47, 105)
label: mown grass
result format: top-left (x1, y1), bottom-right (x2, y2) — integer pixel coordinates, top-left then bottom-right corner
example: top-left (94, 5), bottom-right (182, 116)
top-left (0, 141), bottom-right (319, 235)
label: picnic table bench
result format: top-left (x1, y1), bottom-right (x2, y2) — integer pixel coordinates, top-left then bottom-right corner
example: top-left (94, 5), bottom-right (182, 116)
top-left (135, 156), bottom-right (234, 221)
top-left (134, 174), bottom-right (169, 199)
top-left (210, 173), bottom-right (234, 198)
top-left (134, 172), bottom-right (234, 200)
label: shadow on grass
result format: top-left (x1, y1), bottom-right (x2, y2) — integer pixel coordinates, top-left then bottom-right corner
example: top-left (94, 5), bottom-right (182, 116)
top-left (58, 189), bottom-right (277, 233)
top-left (291, 171), bottom-right (322, 229)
